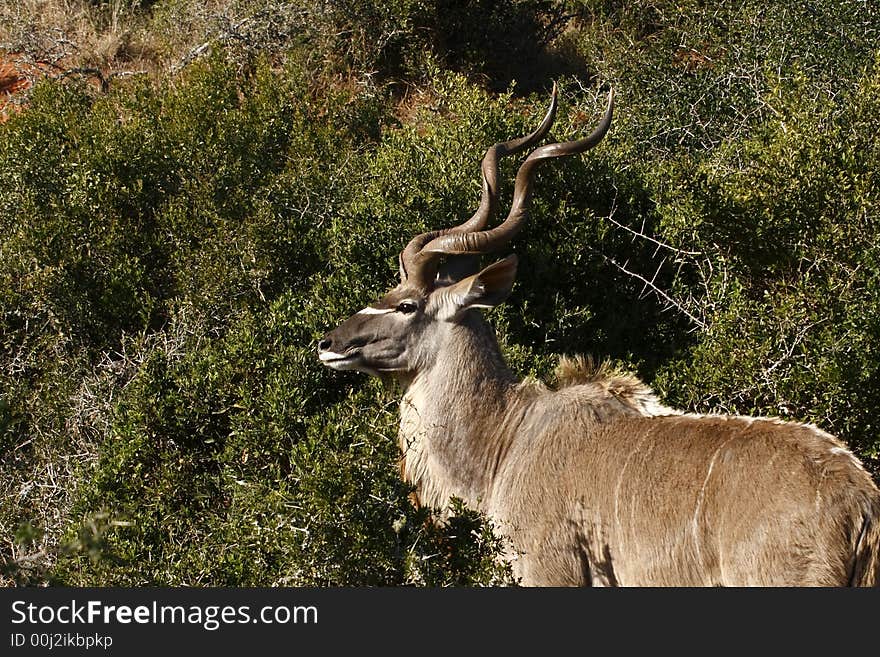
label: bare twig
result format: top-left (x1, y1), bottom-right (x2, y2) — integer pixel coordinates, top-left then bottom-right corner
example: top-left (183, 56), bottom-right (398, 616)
top-left (605, 207), bottom-right (702, 256)
top-left (171, 5), bottom-right (312, 73)
top-left (55, 66), bottom-right (108, 92)
top-left (603, 254), bottom-right (707, 330)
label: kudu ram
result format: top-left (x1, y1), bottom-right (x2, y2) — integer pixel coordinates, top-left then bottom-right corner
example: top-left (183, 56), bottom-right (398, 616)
top-left (318, 86), bottom-right (880, 586)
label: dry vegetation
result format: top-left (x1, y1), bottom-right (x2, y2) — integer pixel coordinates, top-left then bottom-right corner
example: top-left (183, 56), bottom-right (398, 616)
top-left (0, 1), bottom-right (335, 120)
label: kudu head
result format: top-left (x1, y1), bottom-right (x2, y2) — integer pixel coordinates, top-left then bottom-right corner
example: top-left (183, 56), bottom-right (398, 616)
top-left (318, 84), bottom-right (614, 379)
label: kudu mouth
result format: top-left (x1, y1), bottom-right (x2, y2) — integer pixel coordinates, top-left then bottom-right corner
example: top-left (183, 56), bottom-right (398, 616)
top-left (318, 324), bottom-right (403, 373)
top-left (318, 347), bottom-right (362, 369)
top-left (317, 333), bottom-right (366, 370)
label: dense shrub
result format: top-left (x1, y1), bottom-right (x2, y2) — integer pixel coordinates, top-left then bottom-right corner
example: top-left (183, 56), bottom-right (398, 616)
top-left (1, 0), bottom-right (879, 585)
top-left (0, 53), bottom-right (515, 585)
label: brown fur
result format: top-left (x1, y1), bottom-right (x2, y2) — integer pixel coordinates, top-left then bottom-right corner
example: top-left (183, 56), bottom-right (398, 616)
top-left (553, 355), bottom-right (672, 418)
top-left (393, 320), bottom-right (880, 586)
top-left (316, 88), bottom-right (880, 585)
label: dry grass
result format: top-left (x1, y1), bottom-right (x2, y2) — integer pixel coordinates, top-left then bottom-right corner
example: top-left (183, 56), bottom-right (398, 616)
top-left (0, 1), bottom-right (155, 119)
top-left (0, 1), bottom-right (326, 71)
top-left (0, 0), bottom-right (316, 120)
top-left (0, 1), bottom-right (146, 66)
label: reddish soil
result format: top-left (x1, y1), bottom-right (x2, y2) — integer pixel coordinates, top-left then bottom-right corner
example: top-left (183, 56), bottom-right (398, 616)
top-left (0, 53), bottom-right (55, 121)
top-left (0, 52), bottom-right (112, 121)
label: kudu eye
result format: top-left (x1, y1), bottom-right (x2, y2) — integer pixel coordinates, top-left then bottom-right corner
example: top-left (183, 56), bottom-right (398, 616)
top-left (396, 301), bottom-right (418, 314)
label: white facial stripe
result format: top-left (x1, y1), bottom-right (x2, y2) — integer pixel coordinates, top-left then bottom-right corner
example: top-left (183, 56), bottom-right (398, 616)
top-left (358, 306), bottom-right (395, 315)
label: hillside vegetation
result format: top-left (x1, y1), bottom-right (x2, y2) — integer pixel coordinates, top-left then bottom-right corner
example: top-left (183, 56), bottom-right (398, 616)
top-left (2, 0), bottom-right (879, 585)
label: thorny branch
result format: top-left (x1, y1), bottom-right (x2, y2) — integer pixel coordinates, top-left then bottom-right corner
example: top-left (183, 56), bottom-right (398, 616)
top-left (603, 253), bottom-right (707, 330)
top-left (605, 207), bottom-right (702, 257)
top-left (584, 194), bottom-right (708, 330)
top-left (2, 44), bottom-right (147, 102)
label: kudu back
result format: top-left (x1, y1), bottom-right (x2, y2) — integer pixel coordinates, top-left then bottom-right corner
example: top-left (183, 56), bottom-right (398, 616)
top-left (318, 86), bottom-right (880, 586)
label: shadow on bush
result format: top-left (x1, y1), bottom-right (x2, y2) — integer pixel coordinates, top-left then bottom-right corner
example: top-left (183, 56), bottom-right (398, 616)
top-left (428, 0), bottom-right (586, 94)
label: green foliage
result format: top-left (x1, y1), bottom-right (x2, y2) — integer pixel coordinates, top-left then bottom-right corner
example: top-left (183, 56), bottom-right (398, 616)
top-left (1, 0), bottom-right (879, 586)
top-left (1, 51), bottom-right (512, 586)
top-left (653, 62), bottom-right (880, 456)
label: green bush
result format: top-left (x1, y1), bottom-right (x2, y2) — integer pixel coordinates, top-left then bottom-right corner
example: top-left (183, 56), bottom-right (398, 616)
top-left (1, 53), bottom-right (514, 585)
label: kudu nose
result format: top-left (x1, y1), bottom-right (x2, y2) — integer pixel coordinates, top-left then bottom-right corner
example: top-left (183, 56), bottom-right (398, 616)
top-left (317, 336), bottom-right (333, 353)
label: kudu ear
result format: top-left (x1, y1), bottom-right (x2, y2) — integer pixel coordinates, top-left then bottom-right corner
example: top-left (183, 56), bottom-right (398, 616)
top-left (435, 255), bottom-right (518, 320)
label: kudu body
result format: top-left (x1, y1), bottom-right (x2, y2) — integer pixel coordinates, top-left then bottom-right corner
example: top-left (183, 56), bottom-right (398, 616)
top-left (318, 87), bottom-right (880, 586)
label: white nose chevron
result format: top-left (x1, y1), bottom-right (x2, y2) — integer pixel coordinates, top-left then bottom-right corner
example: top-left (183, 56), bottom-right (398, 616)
top-left (357, 306), bottom-right (394, 315)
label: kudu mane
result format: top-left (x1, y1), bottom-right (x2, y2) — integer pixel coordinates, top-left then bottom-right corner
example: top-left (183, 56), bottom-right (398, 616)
top-left (319, 84), bottom-right (880, 587)
top-left (552, 355), bottom-right (670, 417)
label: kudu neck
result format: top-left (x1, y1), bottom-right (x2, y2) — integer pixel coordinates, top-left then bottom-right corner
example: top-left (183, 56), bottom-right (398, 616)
top-left (405, 310), bottom-right (517, 397)
top-left (397, 310), bottom-right (519, 511)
